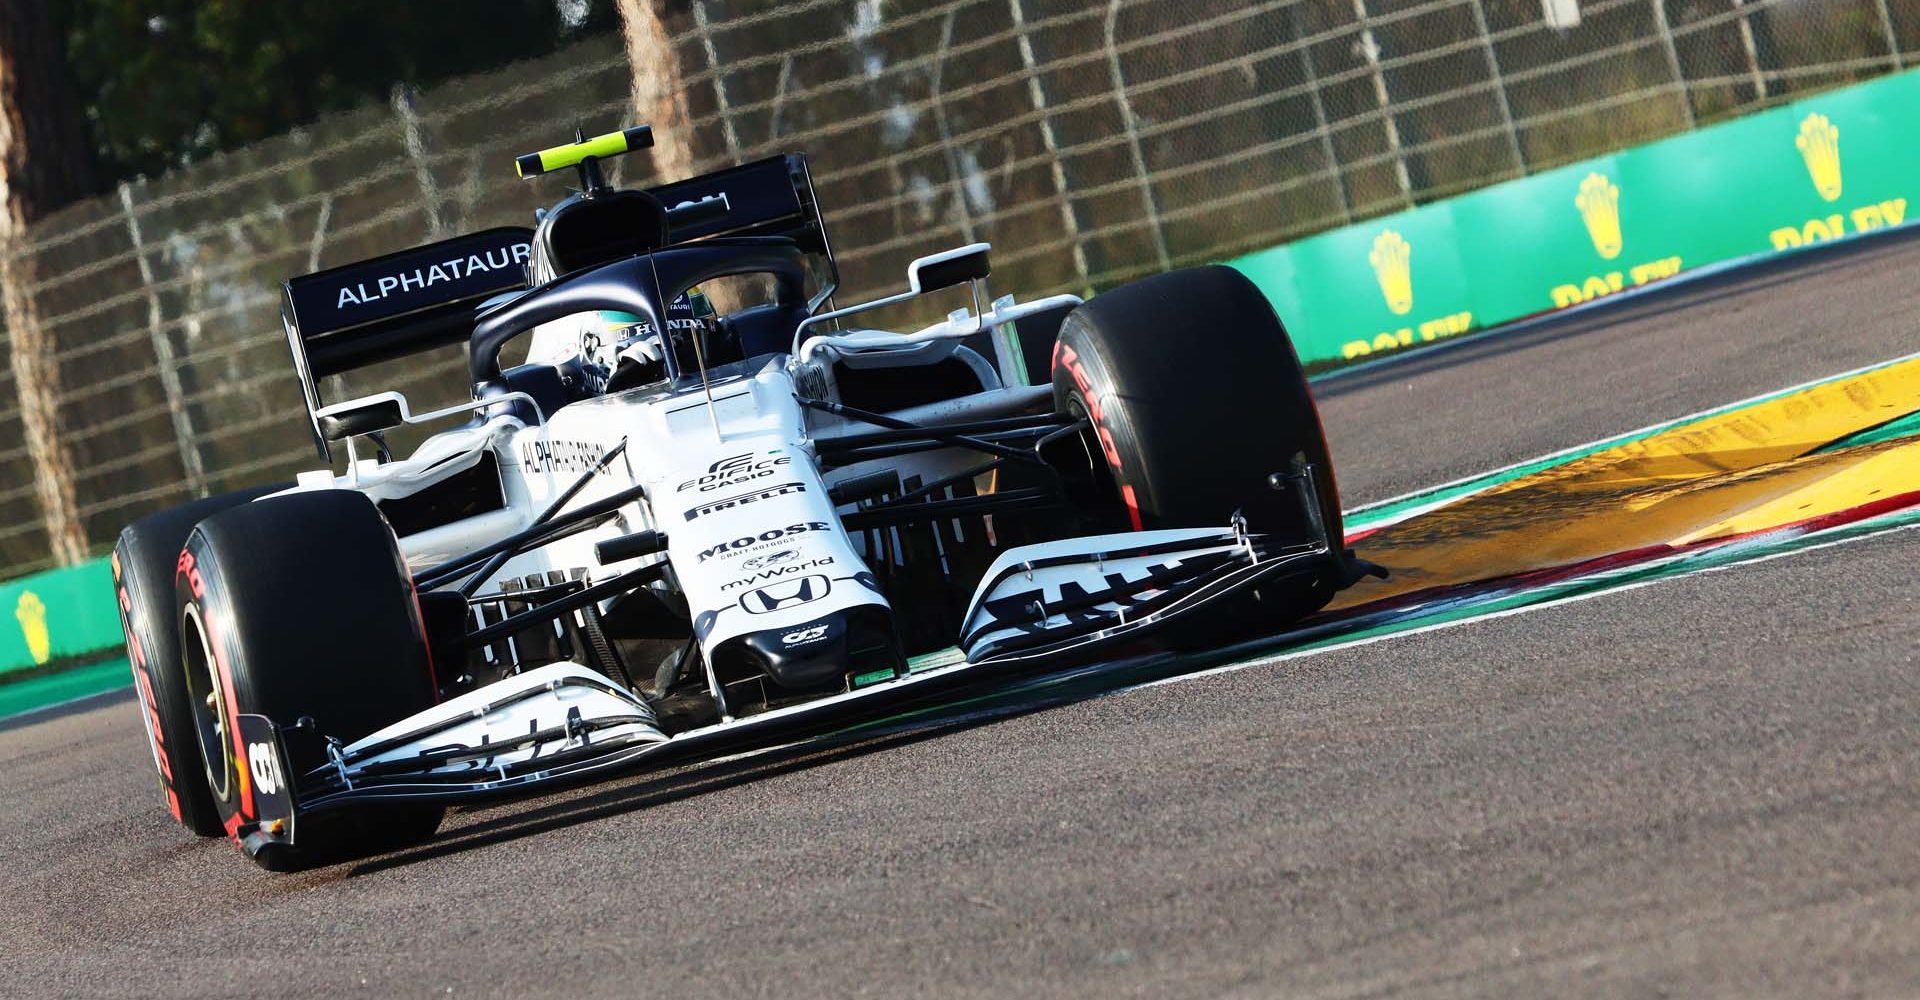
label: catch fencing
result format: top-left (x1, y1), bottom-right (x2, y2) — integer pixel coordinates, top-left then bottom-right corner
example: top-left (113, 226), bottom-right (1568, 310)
top-left (1, 0), bottom-right (1915, 578)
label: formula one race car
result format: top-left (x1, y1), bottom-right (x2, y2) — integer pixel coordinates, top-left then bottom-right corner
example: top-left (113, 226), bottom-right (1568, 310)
top-left (112, 126), bottom-right (1369, 868)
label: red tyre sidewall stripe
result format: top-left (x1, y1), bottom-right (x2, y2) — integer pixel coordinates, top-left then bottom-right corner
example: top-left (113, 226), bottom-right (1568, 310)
top-left (207, 611), bottom-right (252, 824)
top-left (115, 555), bottom-right (183, 818)
top-left (401, 558), bottom-right (441, 703)
top-left (1054, 339), bottom-right (1145, 532)
top-left (178, 546), bottom-right (252, 840)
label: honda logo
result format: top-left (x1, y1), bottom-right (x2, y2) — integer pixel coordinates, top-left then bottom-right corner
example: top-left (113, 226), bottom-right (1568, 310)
top-left (739, 574), bottom-right (831, 614)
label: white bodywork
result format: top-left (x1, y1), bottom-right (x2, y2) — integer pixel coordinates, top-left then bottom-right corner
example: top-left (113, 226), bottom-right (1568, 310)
top-left (277, 267), bottom-right (1091, 789)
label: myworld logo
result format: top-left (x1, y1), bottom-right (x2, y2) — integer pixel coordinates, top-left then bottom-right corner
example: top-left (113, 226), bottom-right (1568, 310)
top-left (720, 557), bottom-right (835, 591)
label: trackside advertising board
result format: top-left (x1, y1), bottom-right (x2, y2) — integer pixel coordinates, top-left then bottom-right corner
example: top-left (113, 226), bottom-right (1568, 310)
top-left (1231, 69), bottom-right (1920, 367)
top-left (0, 558), bottom-right (119, 677)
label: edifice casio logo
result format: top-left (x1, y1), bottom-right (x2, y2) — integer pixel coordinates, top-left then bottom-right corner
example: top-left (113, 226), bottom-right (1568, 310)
top-left (15, 591), bottom-right (49, 665)
top-left (1368, 229), bottom-right (1413, 315)
top-left (1796, 113), bottom-right (1842, 202)
top-left (1575, 172), bottom-right (1622, 260)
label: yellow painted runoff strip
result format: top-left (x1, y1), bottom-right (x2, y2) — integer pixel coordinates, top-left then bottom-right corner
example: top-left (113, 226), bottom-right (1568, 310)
top-left (1482, 352), bottom-right (1920, 499)
top-left (1670, 444), bottom-right (1920, 544)
top-left (1331, 356), bottom-right (1920, 610)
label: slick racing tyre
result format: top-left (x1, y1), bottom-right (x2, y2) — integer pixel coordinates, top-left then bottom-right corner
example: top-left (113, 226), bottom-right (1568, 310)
top-left (177, 489), bottom-right (442, 869)
top-left (1051, 265), bottom-right (1345, 610)
top-left (113, 484), bottom-right (288, 837)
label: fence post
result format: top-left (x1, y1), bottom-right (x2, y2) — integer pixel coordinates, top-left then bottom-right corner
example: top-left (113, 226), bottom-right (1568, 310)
top-left (1009, 0), bottom-right (1091, 294)
top-left (391, 84), bottom-right (446, 240)
top-left (1290, 6), bottom-right (1351, 226)
top-left (1469, 0), bottom-right (1526, 177)
top-left (1734, 0), bottom-right (1769, 101)
top-left (929, 11), bottom-right (977, 246)
top-left (1103, 0), bottom-right (1171, 273)
top-left (1871, 0), bottom-right (1904, 68)
top-left (118, 181), bottom-right (206, 498)
top-left (1352, 0), bottom-right (1415, 208)
top-left (1650, 0), bottom-right (1697, 128)
top-left (693, 1), bottom-right (743, 163)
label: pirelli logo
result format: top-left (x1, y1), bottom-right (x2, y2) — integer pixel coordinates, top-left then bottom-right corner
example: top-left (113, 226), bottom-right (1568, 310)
top-left (684, 482), bottom-right (806, 521)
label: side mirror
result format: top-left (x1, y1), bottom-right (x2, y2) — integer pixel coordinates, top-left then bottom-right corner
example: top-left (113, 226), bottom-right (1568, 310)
top-left (907, 243), bottom-right (991, 294)
top-left (315, 391), bottom-right (408, 442)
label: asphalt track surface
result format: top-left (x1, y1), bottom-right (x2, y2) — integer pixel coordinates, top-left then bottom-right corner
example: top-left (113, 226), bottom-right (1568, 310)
top-left (5, 231), bottom-right (1920, 998)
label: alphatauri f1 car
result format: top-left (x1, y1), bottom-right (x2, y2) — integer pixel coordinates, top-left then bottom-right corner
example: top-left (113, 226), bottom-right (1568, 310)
top-left (113, 126), bottom-right (1372, 868)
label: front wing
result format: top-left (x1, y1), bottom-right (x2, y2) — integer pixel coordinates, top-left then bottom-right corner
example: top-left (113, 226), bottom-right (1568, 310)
top-left (234, 525), bottom-right (1340, 862)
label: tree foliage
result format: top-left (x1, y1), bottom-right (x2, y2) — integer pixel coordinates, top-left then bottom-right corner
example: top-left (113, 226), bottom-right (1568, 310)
top-left (49, 0), bottom-right (621, 188)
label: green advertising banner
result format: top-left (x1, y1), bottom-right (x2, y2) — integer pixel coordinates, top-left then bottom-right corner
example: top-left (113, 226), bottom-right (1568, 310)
top-left (0, 558), bottom-right (120, 677)
top-left (1232, 69), bottom-right (1920, 367)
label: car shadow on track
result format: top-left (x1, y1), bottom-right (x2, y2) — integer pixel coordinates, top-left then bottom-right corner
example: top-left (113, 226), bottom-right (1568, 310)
top-left (351, 710), bottom-right (1021, 875)
top-left (344, 706), bottom-right (1043, 877)
top-left (341, 623), bottom-right (1332, 878)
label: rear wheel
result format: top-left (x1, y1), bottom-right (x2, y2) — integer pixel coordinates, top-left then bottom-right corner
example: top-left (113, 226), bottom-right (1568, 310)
top-left (1049, 265), bottom-right (1345, 614)
top-left (113, 484), bottom-right (287, 836)
top-left (177, 489), bottom-right (443, 868)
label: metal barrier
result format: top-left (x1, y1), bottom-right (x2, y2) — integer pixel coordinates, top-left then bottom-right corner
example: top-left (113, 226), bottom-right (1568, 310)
top-left (0, 0), bottom-right (1913, 578)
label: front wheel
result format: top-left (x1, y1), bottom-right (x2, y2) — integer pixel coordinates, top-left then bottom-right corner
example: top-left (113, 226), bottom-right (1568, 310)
top-left (177, 489), bottom-right (443, 868)
top-left (1050, 265), bottom-right (1346, 614)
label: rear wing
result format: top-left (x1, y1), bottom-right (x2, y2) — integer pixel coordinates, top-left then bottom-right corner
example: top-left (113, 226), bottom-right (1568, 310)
top-left (651, 153), bottom-right (840, 306)
top-left (282, 227), bottom-right (533, 458)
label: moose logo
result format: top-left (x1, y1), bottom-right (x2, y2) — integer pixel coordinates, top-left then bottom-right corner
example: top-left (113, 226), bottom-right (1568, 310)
top-left (1368, 230), bottom-right (1413, 315)
top-left (739, 574), bottom-right (830, 614)
top-left (1796, 113), bottom-right (1842, 202)
top-left (1575, 172), bottom-right (1623, 260)
top-left (14, 591), bottom-right (49, 666)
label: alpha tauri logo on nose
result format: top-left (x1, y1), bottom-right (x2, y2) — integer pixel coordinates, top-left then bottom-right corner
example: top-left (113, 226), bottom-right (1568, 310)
top-left (739, 574), bottom-right (831, 614)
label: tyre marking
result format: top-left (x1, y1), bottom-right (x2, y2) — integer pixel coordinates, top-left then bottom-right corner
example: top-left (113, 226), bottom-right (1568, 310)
top-left (206, 610), bottom-right (253, 824)
top-left (116, 576), bottom-right (180, 818)
top-left (180, 549), bottom-right (252, 830)
top-left (1055, 340), bottom-right (1144, 531)
top-left (401, 557), bottom-right (442, 702)
top-left (1119, 485), bottom-right (1144, 533)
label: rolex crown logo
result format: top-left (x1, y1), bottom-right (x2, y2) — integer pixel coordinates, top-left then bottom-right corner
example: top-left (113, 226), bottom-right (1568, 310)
top-left (1368, 229), bottom-right (1413, 315)
top-left (1796, 113), bottom-right (1842, 202)
top-left (15, 591), bottom-right (50, 666)
top-left (1574, 172), bottom-right (1623, 260)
